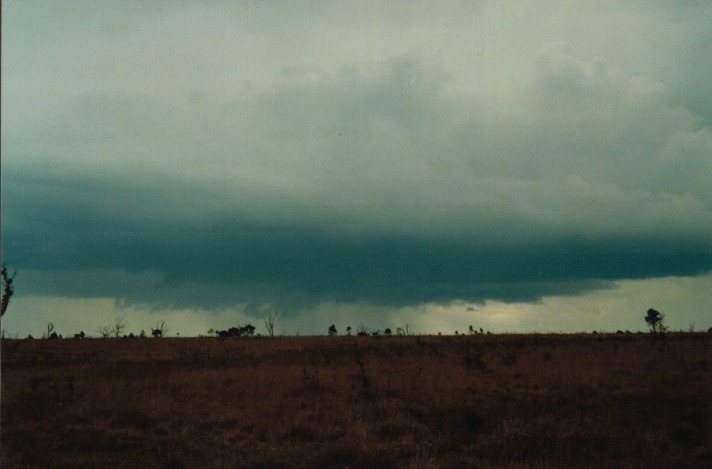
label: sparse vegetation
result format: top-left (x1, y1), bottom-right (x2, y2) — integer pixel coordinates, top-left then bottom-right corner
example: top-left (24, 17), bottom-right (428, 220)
top-left (151, 320), bottom-right (169, 338)
top-left (2, 333), bottom-right (711, 467)
top-left (644, 308), bottom-right (668, 336)
top-left (97, 324), bottom-right (113, 339)
top-left (263, 311), bottom-right (278, 337)
top-left (1, 265), bottom-right (17, 317)
top-left (216, 324), bottom-right (256, 337)
top-left (113, 317), bottom-right (128, 338)
top-left (396, 323), bottom-right (414, 336)
top-left (44, 322), bottom-right (56, 340)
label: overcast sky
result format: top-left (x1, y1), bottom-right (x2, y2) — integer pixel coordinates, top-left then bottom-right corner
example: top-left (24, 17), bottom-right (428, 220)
top-left (2, 1), bottom-right (711, 337)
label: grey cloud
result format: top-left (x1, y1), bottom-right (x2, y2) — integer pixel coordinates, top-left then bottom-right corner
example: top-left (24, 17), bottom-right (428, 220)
top-left (3, 2), bottom-right (712, 321)
top-left (9, 48), bottom-right (711, 242)
top-left (4, 172), bottom-right (711, 315)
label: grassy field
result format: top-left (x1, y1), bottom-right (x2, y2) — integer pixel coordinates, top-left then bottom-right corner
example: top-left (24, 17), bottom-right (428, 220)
top-left (2, 333), bottom-right (711, 468)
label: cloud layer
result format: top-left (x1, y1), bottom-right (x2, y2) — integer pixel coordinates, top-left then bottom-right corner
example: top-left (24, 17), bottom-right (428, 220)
top-left (2, 1), bottom-right (711, 332)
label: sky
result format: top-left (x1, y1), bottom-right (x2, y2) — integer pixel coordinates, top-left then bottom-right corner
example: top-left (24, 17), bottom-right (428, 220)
top-left (2, 1), bottom-right (711, 337)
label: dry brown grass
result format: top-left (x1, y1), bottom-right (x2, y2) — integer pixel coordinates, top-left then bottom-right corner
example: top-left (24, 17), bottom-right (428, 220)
top-left (2, 333), bottom-right (711, 468)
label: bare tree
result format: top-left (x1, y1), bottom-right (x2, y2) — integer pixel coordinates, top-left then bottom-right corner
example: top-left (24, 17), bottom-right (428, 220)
top-left (1, 265), bottom-right (17, 317)
top-left (151, 320), bottom-right (168, 338)
top-left (43, 322), bottom-right (56, 339)
top-left (263, 311), bottom-right (278, 337)
top-left (97, 324), bottom-right (114, 339)
top-left (113, 317), bottom-right (128, 337)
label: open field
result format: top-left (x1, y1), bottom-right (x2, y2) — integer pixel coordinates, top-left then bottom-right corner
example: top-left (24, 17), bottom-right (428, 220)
top-left (2, 333), bottom-right (711, 468)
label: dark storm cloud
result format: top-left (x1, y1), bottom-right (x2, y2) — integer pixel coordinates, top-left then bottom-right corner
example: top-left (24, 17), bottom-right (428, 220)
top-left (2, 1), bottom-right (712, 327)
top-left (4, 170), bottom-right (711, 316)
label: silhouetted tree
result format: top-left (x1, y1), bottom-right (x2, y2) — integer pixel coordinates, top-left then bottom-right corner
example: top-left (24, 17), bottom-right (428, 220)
top-left (151, 320), bottom-right (168, 338)
top-left (263, 311), bottom-right (278, 337)
top-left (328, 324), bottom-right (338, 336)
top-left (384, 328), bottom-right (392, 336)
top-left (346, 326), bottom-right (352, 336)
top-left (113, 317), bottom-right (128, 337)
top-left (644, 308), bottom-right (667, 336)
top-left (218, 324), bottom-right (256, 337)
top-left (97, 324), bottom-right (113, 339)
top-left (45, 322), bottom-right (56, 339)
top-left (1, 265), bottom-right (17, 316)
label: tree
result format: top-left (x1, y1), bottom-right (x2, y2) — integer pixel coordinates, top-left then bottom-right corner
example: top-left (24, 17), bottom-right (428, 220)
top-left (644, 308), bottom-right (668, 336)
top-left (113, 317), bottom-right (128, 338)
top-left (241, 324), bottom-right (256, 336)
top-left (328, 324), bottom-right (338, 336)
top-left (218, 324), bottom-right (256, 337)
top-left (45, 322), bottom-right (56, 339)
top-left (263, 311), bottom-right (278, 337)
top-left (1, 265), bottom-right (17, 317)
top-left (356, 323), bottom-right (369, 336)
top-left (97, 324), bottom-right (113, 339)
top-left (151, 320), bottom-right (168, 338)
top-left (346, 326), bottom-right (352, 336)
